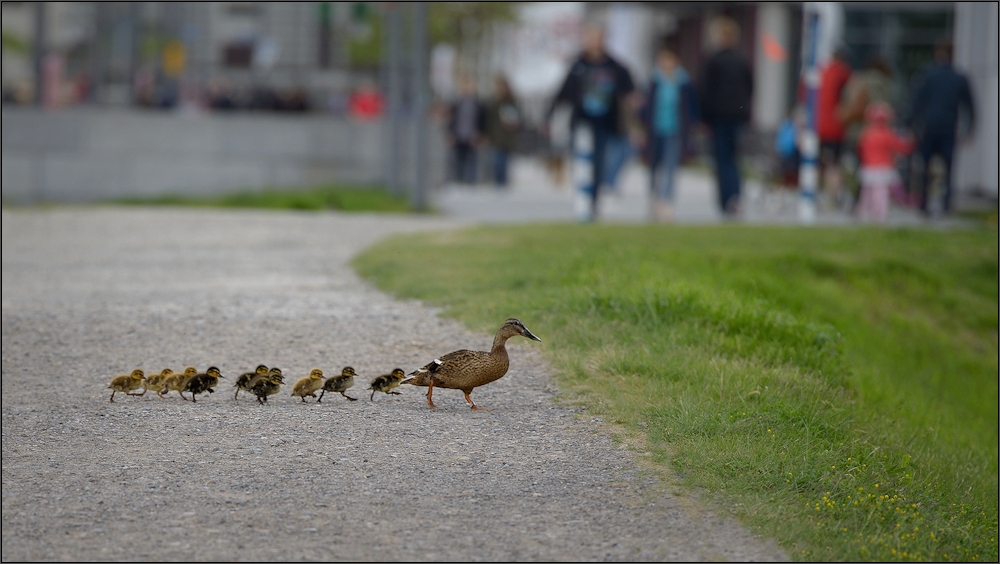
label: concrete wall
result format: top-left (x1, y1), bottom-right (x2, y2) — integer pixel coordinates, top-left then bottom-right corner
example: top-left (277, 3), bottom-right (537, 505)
top-left (1, 107), bottom-right (446, 203)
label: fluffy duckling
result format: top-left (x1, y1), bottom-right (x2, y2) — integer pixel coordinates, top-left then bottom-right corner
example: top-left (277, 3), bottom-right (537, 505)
top-left (402, 317), bottom-right (540, 410)
top-left (107, 369), bottom-right (145, 403)
top-left (144, 368), bottom-right (174, 398)
top-left (368, 369), bottom-right (406, 401)
top-left (182, 366), bottom-right (224, 402)
top-left (290, 368), bottom-right (325, 402)
top-left (234, 364), bottom-right (268, 400)
top-left (163, 366), bottom-right (198, 400)
top-left (250, 370), bottom-right (283, 405)
top-left (318, 366), bottom-right (358, 402)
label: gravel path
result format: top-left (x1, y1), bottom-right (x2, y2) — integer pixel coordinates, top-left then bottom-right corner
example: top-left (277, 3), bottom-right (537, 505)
top-left (1, 207), bottom-right (784, 561)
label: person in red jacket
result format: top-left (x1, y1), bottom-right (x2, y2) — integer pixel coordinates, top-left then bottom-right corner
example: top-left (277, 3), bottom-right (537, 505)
top-left (855, 102), bottom-right (914, 223)
top-left (816, 48), bottom-right (853, 207)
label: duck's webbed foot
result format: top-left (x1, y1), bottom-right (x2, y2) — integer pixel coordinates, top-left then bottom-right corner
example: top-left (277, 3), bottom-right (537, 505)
top-left (464, 391), bottom-right (489, 411)
top-left (341, 392), bottom-right (358, 401)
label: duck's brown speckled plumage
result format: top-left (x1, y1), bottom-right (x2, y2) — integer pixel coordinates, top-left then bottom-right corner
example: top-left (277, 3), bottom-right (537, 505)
top-left (234, 364), bottom-right (268, 400)
top-left (319, 366), bottom-right (358, 402)
top-left (182, 366), bottom-right (223, 402)
top-left (402, 318), bottom-right (541, 409)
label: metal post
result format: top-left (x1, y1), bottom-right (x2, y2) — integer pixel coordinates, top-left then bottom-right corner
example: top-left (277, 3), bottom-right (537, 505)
top-left (33, 2), bottom-right (46, 106)
top-left (798, 5), bottom-right (821, 223)
top-left (386, 3), bottom-right (403, 196)
top-left (411, 2), bottom-right (429, 211)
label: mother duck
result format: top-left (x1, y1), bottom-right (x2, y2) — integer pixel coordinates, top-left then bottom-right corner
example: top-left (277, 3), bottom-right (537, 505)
top-left (402, 318), bottom-right (541, 410)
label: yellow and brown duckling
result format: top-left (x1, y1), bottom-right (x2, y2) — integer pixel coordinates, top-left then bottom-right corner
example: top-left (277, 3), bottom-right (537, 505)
top-left (144, 368), bottom-right (174, 398)
top-left (107, 369), bottom-right (146, 403)
top-left (182, 366), bottom-right (224, 402)
top-left (250, 369), bottom-right (283, 405)
top-left (163, 366), bottom-right (198, 400)
top-left (368, 368), bottom-right (406, 401)
top-left (234, 364), bottom-right (269, 400)
top-left (402, 317), bottom-right (541, 410)
top-left (318, 366), bottom-right (358, 402)
top-left (290, 368), bottom-right (326, 402)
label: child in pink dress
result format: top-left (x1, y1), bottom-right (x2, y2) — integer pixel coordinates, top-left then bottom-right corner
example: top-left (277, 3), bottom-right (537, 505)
top-left (855, 102), bottom-right (915, 223)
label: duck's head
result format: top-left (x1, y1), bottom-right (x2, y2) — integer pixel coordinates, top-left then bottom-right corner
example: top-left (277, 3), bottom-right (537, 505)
top-left (160, 368), bottom-right (174, 377)
top-left (502, 318), bottom-right (542, 342)
top-left (207, 366), bottom-right (222, 378)
top-left (183, 366), bottom-right (198, 377)
top-left (269, 367), bottom-right (284, 382)
top-left (254, 364), bottom-right (269, 375)
top-left (309, 368), bottom-right (324, 379)
top-left (130, 369), bottom-right (145, 380)
top-left (390, 368), bottom-right (406, 380)
top-left (341, 366), bottom-right (357, 378)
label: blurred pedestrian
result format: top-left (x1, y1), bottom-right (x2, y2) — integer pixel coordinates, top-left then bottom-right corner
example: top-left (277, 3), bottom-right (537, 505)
top-left (546, 23), bottom-right (636, 222)
top-left (485, 74), bottom-right (522, 188)
top-left (348, 79), bottom-right (383, 120)
top-left (908, 40), bottom-right (976, 215)
top-left (856, 102), bottom-right (914, 223)
top-left (448, 76), bottom-right (487, 185)
top-left (699, 16), bottom-right (753, 217)
top-left (817, 47), bottom-right (853, 208)
top-left (642, 46), bottom-right (698, 222)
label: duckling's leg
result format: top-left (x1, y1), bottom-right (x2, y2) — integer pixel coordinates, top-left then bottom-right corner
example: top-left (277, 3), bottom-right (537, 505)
top-left (109, 391), bottom-right (116, 403)
top-left (180, 391), bottom-right (190, 401)
top-left (234, 389), bottom-right (240, 401)
top-left (464, 391), bottom-right (489, 411)
top-left (317, 390), bottom-right (325, 403)
top-left (426, 381), bottom-right (437, 409)
top-left (341, 392), bottom-right (357, 401)
top-left (370, 390), bottom-right (376, 401)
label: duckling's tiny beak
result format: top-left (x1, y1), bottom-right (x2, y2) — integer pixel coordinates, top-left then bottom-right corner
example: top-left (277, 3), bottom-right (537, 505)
top-left (524, 328), bottom-right (542, 342)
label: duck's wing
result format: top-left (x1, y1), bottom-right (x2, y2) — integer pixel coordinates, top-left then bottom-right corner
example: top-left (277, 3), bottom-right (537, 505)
top-left (411, 349), bottom-right (480, 375)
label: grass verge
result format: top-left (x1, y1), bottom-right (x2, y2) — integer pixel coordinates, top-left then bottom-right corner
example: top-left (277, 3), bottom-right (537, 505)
top-left (353, 224), bottom-right (998, 561)
top-left (113, 183), bottom-right (413, 213)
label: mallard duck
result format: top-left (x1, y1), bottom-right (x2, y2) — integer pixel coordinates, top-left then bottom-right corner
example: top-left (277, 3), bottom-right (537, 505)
top-left (250, 370), bottom-right (283, 405)
top-left (182, 366), bottom-right (224, 402)
top-left (319, 366), bottom-right (357, 402)
top-left (234, 364), bottom-right (268, 400)
top-left (144, 368), bottom-right (173, 398)
top-left (368, 369), bottom-right (406, 401)
top-left (291, 368), bottom-right (325, 402)
top-left (402, 317), bottom-right (541, 410)
top-left (163, 366), bottom-right (198, 400)
top-left (107, 369), bottom-right (145, 403)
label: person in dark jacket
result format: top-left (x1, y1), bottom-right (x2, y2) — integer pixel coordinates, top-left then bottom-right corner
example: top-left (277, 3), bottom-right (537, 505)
top-left (699, 16), bottom-right (753, 217)
top-left (641, 46), bottom-right (699, 222)
top-left (448, 76), bottom-right (488, 185)
top-left (547, 23), bottom-right (636, 222)
top-left (908, 41), bottom-right (976, 215)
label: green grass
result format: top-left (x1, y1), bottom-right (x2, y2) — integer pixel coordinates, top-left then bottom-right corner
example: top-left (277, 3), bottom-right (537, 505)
top-left (113, 183), bottom-right (414, 213)
top-left (353, 224), bottom-right (998, 561)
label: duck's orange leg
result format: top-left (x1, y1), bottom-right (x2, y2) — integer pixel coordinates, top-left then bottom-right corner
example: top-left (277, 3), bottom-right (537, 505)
top-left (464, 391), bottom-right (488, 411)
top-left (426, 381), bottom-right (437, 409)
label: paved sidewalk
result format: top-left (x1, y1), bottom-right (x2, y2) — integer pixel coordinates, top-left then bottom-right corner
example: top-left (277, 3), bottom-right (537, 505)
top-left (433, 157), bottom-right (972, 227)
top-left (1, 207), bottom-right (785, 561)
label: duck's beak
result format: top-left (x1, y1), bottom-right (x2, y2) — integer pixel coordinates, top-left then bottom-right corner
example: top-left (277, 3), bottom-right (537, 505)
top-left (523, 327), bottom-right (542, 342)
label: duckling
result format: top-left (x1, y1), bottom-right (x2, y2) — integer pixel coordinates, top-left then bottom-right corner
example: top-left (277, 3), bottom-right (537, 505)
top-left (163, 366), bottom-right (198, 400)
top-left (368, 369), bottom-right (406, 401)
top-left (144, 368), bottom-right (174, 398)
top-left (107, 369), bottom-right (145, 403)
top-left (234, 364), bottom-right (268, 400)
top-left (249, 370), bottom-right (283, 405)
top-left (318, 366), bottom-right (358, 402)
top-left (402, 317), bottom-right (541, 410)
top-left (290, 368), bottom-right (326, 402)
top-left (182, 366), bottom-right (224, 402)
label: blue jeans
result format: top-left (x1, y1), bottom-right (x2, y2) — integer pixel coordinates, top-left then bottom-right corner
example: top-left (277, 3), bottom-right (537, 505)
top-left (711, 120), bottom-right (742, 213)
top-left (453, 142), bottom-right (477, 184)
top-left (493, 149), bottom-right (510, 187)
top-left (650, 133), bottom-right (681, 201)
top-left (603, 134), bottom-right (635, 190)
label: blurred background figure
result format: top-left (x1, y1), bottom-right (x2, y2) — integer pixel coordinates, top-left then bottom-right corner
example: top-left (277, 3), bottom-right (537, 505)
top-left (485, 74), bottom-right (522, 189)
top-left (856, 102), bottom-right (914, 223)
top-left (448, 75), bottom-right (486, 185)
top-left (547, 22), bottom-right (635, 222)
top-left (908, 40), bottom-right (976, 216)
top-left (699, 15), bottom-right (753, 218)
top-left (642, 45), bottom-right (697, 223)
top-left (348, 78), bottom-right (384, 121)
top-left (816, 47), bottom-right (853, 210)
